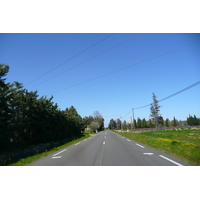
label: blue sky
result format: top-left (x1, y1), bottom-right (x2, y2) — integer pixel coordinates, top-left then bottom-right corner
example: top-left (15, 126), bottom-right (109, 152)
top-left (1, 33), bottom-right (200, 126)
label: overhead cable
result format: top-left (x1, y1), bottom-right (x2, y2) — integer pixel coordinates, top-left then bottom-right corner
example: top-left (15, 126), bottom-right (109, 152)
top-left (29, 33), bottom-right (141, 90)
top-left (134, 80), bottom-right (200, 109)
top-left (47, 40), bottom-right (200, 95)
top-left (25, 33), bottom-right (114, 87)
top-left (107, 80), bottom-right (200, 118)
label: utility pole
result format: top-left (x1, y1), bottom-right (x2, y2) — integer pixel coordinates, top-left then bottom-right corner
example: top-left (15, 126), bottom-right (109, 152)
top-left (132, 108), bottom-right (135, 133)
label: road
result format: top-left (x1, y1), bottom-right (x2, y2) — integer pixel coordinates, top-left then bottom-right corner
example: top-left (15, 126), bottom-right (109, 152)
top-left (28, 130), bottom-right (192, 166)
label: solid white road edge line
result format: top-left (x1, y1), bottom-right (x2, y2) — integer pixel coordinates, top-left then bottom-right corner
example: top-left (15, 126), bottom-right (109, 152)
top-left (159, 155), bottom-right (183, 166)
top-left (136, 143), bottom-right (145, 148)
top-left (53, 149), bottom-right (67, 157)
top-left (52, 156), bottom-right (62, 159)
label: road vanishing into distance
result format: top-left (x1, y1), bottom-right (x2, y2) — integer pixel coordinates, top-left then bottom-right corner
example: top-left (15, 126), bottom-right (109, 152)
top-left (28, 130), bottom-right (191, 166)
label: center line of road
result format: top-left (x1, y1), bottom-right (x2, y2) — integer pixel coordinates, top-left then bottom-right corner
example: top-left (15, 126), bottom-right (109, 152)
top-left (159, 155), bottom-right (183, 166)
top-left (53, 149), bottom-right (67, 157)
top-left (75, 142), bottom-right (80, 146)
top-left (136, 143), bottom-right (145, 148)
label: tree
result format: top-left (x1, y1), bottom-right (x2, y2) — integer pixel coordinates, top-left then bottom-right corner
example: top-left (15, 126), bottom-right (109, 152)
top-left (137, 118), bottom-right (142, 128)
top-left (89, 121), bottom-right (100, 132)
top-left (158, 116), bottom-right (164, 126)
top-left (148, 119), bottom-right (155, 128)
top-left (165, 118), bottom-right (170, 127)
top-left (123, 120), bottom-right (127, 129)
top-left (93, 111), bottom-right (104, 131)
top-left (108, 119), bottom-right (117, 130)
top-left (134, 119), bottom-right (137, 128)
top-left (142, 118), bottom-right (147, 128)
top-left (150, 92), bottom-right (162, 129)
top-left (116, 118), bottom-right (121, 130)
top-left (0, 64), bottom-right (11, 146)
top-left (0, 63), bottom-right (85, 148)
top-left (173, 117), bottom-right (177, 127)
top-left (187, 115), bottom-right (200, 126)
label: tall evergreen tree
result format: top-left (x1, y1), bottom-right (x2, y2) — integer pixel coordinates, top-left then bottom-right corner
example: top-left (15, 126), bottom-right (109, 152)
top-left (173, 117), bottom-right (177, 127)
top-left (137, 118), bottom-right (142, 128)
top-left (150, 93), bottom-right (162, 129)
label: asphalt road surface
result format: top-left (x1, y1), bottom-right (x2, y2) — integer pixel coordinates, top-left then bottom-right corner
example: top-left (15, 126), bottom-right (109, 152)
top-left (28, 130), bottom-right (192, 166)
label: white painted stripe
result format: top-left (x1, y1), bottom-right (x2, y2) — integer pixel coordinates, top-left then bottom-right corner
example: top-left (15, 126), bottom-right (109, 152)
top-left (122, 137), bottom-right (124, 139)
top-left (143, 153), bottom-right (154, 155)
top-left (52, 156), bottom-right (62, 159)
top-left (103, 141), bottom-right (105, 145)
top-left (136, 143), bottom-right (145, 148)
top-left (159, 155), bottom-right (183, 166)
top-left (127, 139), bottom-right (131, 142)
top-left (53, 149), bottom-right (67, 156)
top-left (84, 139), bottom-right (87, 141)
top-left (75, 142), bottom-right (80, 146)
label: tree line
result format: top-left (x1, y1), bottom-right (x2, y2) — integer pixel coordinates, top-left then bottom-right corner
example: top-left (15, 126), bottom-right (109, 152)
top-left (108, 116), bottom-right (192, 130)
top-left (108, 92), bottom-right (199, 130)
top-left (0, 64), bottom-right (86, 149)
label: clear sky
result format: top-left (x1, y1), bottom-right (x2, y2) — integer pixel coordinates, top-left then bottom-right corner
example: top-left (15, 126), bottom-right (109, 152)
top-left (1, 33), bottom-right (200, 126)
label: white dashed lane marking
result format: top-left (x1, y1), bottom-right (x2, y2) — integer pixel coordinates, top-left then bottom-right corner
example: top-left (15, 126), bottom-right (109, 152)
top-left (52, 156), bottom-right (62, 159)
top-left (136, 143), bottom-right (145, 148)
top-left (75, 142), bottom-right (80, 146)
top-left (53, 149), bottom-right (67, 157)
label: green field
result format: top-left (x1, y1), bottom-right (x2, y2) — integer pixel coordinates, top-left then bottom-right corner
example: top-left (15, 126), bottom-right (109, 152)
top-left (115, 128), bottom-right (200, 166)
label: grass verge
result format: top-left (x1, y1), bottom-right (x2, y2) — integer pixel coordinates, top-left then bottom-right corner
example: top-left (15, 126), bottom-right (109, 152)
top-left (8, 131), bottom-right (93, 166)
top-left (114, 128), bottom-right (200, 166)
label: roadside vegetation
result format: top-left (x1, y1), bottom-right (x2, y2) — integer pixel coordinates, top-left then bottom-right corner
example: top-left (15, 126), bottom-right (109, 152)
top-left (0, 64), bottom-right (104, 166)
top-left (8, 131), bottom-right (95, 166)
top-left (115, 128), bottom-right (200, 165)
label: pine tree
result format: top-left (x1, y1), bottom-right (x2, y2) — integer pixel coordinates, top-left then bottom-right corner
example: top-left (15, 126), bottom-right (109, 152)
top-left (150, 93), bottom-right (162, 129)
top-left (173, 117), bottom-right (177, 127)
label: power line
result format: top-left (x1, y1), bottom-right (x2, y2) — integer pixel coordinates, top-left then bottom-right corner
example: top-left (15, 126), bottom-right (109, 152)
top-left (46, 40), bottom-right (200, 95)
top-left (158, 80), bottom-right (200, 103)
top-left (29, 33), bottom-right (141, 90)
top-left (134, 80), bottom-right (200, 109)
top-left (106, 80), bottom-right (200, 119)
top-left (122, 109), bottom-right (132, 118)
top-left (25, 33), bottom-right (114, 87)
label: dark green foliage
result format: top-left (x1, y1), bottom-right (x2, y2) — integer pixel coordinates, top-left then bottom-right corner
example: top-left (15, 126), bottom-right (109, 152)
top-left (173, 116), bottom-right (177, 127)
top-left (137, 118), bottom-right (142, 128)
top-left (108, 118), bottom-right (117, 130)
top-left (165, 118), bottom-right (170, 127)
top-left (0, 64), bottom-right (84, 150)
top-left (187, 115), bottom-right (200, 126)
